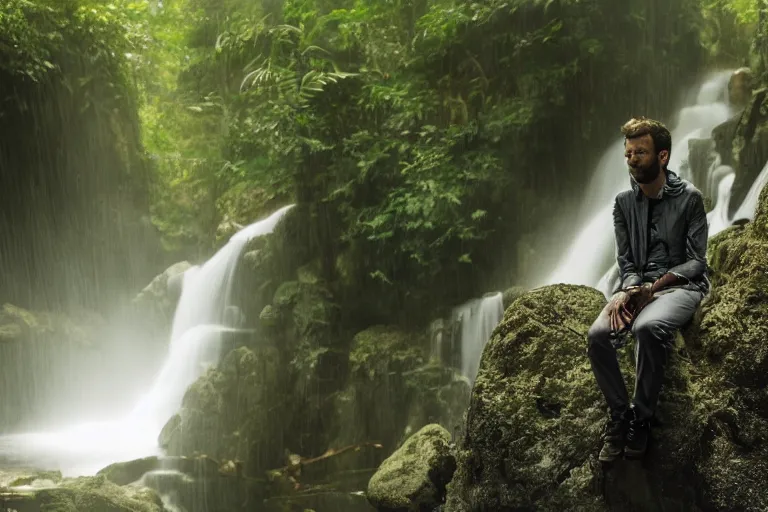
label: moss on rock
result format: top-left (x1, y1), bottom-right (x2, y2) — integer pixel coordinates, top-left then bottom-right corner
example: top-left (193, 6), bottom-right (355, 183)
top-left (161, 345), bottom-right (286, 474)
top-left (1, 475), bottom-right (164, 512)
top-left (446, 183), bottom-right (768, 511)
top-left (97, 457), bottom-right (160, 486)
top-left (367, 424), bottom-right (456, 512)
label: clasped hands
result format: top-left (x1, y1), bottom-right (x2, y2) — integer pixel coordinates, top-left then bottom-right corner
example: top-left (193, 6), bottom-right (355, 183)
top-left (608, 283), bottom-right (655, 334)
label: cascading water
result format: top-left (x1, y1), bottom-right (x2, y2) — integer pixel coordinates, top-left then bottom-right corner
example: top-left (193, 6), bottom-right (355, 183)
top-left (542, 72), bottom-right (735, 294)
top-left (0, 205), bottom-right (294, 476)
top-left (453, 292), bottom-right (504, 384)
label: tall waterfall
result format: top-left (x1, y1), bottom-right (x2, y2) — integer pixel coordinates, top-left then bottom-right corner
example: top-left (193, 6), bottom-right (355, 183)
top-left (542, 72), bottom-right (734, 294)
top-left (0, 205), bottom-right (293, 476)
top-left (453, 292), bottom-right (504, 384)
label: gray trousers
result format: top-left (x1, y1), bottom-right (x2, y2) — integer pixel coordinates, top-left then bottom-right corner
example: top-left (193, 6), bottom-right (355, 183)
top-left (587, 288), bottom-right (703, 420)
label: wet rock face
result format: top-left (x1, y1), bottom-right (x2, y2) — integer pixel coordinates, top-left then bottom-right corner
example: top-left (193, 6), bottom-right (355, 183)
top-left (367, 424), bottom-right (456, 512)
top-left (684, 184), bottom-right (768, 511)
top-left (445, 284), bottom-right (608, 511)
top-left (160, 345), bottom-right (286, 475)
top-left (729, 88), bottom-right (768, 217)
top-left (444, 184), bottom-right (768, 511)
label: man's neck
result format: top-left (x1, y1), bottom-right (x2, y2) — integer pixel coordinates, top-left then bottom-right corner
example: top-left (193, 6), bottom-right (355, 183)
top-left (638, 169), bottom-right (667, 199)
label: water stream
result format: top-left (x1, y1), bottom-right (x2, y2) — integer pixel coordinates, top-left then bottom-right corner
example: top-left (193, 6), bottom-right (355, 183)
top-left (452, 292), bottom-right (504, 384)
top-left (0, 205), bottom-right (293, 476)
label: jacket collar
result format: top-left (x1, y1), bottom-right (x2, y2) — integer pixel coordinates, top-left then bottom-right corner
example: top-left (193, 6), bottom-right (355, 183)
top-left (631, 169), bottom-right (686, 199)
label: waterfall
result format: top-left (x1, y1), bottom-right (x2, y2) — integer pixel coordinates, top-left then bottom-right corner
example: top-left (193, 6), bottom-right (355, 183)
top-left (542, 72), bottom-right (734, 294)
top-left (0, 205), bottom-right (294, 476)
top-left (453, 292), bottom-right (504, 384)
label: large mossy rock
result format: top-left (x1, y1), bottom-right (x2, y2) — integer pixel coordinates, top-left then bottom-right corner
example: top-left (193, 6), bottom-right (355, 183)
top-left (683, 185), bottom-right (768, 510)
top-left (0, 475), bottom-right (164, 512)
top-left (445, 284), bottom-right (610, 511)
top-left (446, 185), bottom-right (768, 511)
top-left (160, 345), bottom-right (286, 474)
top-left (367, 424), bottom-right (457, 512)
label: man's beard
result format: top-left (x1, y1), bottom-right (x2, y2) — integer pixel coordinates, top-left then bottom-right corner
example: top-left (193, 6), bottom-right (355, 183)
top-left (629, 157), bottom-right (662, 185)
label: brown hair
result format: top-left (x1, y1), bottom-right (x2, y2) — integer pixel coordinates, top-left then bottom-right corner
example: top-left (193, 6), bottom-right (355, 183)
top-left (621, 117), bottom-right (672, 156)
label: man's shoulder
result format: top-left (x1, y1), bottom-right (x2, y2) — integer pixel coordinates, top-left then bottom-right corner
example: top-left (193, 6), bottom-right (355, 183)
top-left (679, 178), bottom-right (703, 197)
top-left (614, 189), bottom-right (636, 204)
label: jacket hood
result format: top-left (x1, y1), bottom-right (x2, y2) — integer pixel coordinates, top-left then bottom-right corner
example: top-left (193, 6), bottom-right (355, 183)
top-left (631, 169), bottom-right (687, 199)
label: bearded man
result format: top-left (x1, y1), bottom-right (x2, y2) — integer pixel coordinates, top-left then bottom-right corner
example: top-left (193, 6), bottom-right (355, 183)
top-left (587, 117), bottom-right (709, 462)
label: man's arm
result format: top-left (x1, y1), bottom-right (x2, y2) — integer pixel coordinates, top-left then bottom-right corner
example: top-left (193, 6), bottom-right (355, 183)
top-left (656, 190), bottom-right (708, 292)
top-left (614, 198), bottom-right (642, 289)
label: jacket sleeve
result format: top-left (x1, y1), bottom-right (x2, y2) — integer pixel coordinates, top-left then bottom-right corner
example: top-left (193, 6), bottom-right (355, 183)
top-left (614, 198), bottom-right (642, 288)
top-left (667, 190), bottom-right (708, 281)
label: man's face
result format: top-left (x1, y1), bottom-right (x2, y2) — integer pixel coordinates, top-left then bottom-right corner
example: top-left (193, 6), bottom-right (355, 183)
top-left (625, 134), bottom-right (664, 185)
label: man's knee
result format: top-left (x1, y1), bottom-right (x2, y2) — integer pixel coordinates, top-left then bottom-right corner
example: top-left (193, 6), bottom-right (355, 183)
top-left (632, 317), bottom-right (673, 343)
top-left (587, 322), bottom-right (612, 356)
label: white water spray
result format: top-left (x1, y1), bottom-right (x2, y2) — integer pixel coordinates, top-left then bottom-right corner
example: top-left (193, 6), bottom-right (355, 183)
top-left (0, 205), bottom-right (294, 476)
top-left (453, 292), bottom-right (504, 384)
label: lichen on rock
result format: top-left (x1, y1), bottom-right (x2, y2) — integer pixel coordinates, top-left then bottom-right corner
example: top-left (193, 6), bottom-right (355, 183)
top-left (1, 475), bottom-right (164, 512)
top-left (367, 424), bottom-right (456, 512)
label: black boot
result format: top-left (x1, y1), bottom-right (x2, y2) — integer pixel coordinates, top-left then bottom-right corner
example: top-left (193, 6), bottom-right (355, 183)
top-left (624, 409), bottom-right (650, 459)
top-left (599, 409), bottom-right (628, 462)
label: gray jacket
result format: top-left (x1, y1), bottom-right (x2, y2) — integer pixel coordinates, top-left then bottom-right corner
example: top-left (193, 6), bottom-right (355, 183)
top-left (613, 170), bottom-right (710, 294)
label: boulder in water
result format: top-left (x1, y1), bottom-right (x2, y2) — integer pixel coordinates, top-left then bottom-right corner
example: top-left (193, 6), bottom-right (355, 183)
top-left (367, 424), bottom-right (456, 512)
top-left (1, 474), bottom-right (164, 512)
top-left (97, 456), bottom-right (160, 486)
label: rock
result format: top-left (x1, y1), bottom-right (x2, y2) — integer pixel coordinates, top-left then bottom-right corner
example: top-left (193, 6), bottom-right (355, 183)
top-left (259, 304), bottom-right (279, 327)
top-left (97, 456), bottom-right (160, 486)
top-left (445, 284), bottom-right (608, 511)
top-left (158, 413), bottom-right (181, 449)
top-left (682, 183), bottom-right (768, 510)
top-left (0, 475), bottom-right (164, 512)
top-left (132, 261), bottom-right (192, 319)
top-left (729, 88), bottom-right (768, 216)
top-left (367, 424), bottom-right (456, 512)
top-left (728, 67), bottom-right (755, 109)
top-left (161, 345), bottom-right (286, 474)
top-left (446, 184), bottom-right (768, 511)
top-left (3, 470), bottom-right (63, 488)
top-left (0, 303), bottom-right (103, 347)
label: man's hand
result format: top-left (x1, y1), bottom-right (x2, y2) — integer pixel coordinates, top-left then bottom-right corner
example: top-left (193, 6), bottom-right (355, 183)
top-left (626, 283), bottom-right (654, 319)
top-left (609, 284), bottom-right (656, 333)
top-left (651, 272), bottom-right (687, 294)
top-left (608, 291), bottom-right (632, 333)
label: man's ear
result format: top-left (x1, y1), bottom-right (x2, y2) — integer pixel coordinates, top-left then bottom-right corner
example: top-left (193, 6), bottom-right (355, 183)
top-left (659, 150), bottom-right (670, 166)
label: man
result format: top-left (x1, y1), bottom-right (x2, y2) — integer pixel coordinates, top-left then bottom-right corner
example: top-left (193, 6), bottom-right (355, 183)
top-left (587, 117), bottom-right (709, 462)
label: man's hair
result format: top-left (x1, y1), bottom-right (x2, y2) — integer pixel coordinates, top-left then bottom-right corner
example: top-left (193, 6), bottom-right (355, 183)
top-left (621, 117), bottom-right (672, 156)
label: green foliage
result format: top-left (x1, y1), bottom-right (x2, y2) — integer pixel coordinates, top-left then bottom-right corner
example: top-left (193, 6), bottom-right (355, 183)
top-left (699, 0), bottom-right (758, 65)
top-left (118, 0), bottom-right (752, 315)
